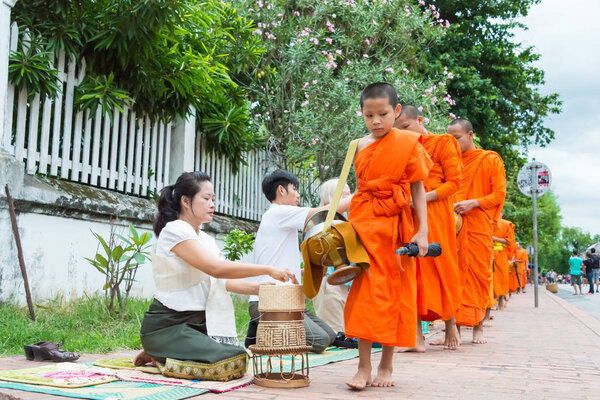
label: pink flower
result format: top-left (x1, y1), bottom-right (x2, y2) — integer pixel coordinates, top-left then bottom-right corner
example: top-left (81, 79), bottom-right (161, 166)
top-left (385, 67), bottom-right (394, 73)
top-left (364, 38), bottom-right (371, 45)
top-left (310, 37), bottom-right (319, 45)
top-left (326, 21), bottom-right (335, 32)
top-left (431, 96), bottom-right (438, 104)
top-left (293, 10), bottom-right (300, 16)
top-left (403, 67), bottom-right (409, 73)
top-left (325, 38), bottom-right (333, 44)
top-left (332, 13), bottom-right (337, 18)
top-left (345, 77), bottom-right (350, 81)
top-left (449, 112), bottom-right (457, 119)
top-left (312, 80), bottom-right (318, 84)
top-left (447, 73), bottom-right (454, 79)
top-left (356, 111), bottom-right (362, 116)
top-left (424, 117), bottom-right (430, 125)
top-left (301, 100), bottom-right (309, 107)
top-left (303, 82), bottom-right (309, 88)
top-left (335, 49), bottom-right (342, 54)
top-left (417, 106), bottom-right (423, 112)
top-left (418, 0), bottom-right (425, 5)
top-left (363, 54), bottom-right (369, 58)
top-left (252, 29), bottom-right (262, 35)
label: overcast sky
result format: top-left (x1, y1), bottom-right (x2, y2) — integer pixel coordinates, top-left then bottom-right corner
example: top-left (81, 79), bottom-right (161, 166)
top-left (513, 0), bottom-right (600, 236)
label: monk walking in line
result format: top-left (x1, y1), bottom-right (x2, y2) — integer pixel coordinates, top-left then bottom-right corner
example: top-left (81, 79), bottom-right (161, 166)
top-left (492, 216), bottom-right (516, 310)
top-left (344, 83), bottom-right (432, 390)
top-left (514, 243), bottom-right (530, 294)
top-left (448, 118), bottom-right (506, 345)
top-left (393, 105), bottom-right (463, 351)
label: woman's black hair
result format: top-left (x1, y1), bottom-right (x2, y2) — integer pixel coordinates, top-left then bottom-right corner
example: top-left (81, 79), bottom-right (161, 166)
top-left (153, 171), bottom-right (211, 236)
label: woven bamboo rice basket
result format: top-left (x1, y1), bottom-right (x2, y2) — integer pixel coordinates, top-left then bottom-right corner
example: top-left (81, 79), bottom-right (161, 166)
top-left (258, 285), bottom-right (305, 312)
top-left (545, 282), bottom-right (558, 293)
top-left (256, 320), bottom-right (307, 349)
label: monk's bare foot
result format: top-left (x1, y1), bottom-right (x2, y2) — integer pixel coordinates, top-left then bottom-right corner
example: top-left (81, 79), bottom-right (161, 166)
top-left (346, 366), bottom-right (372, 390)
top-left (444, 325), bottom-right (461, 350)
top-left (472, 325), bottom-right (487, 344)
top-left (133, 350), bottom-right (152, 366)
top-left (372, 367), bottom-right (395, 387)
top-left (429, 336), bottom-right (446, 346)
top-left (394, 345), bottom-right (425, 353)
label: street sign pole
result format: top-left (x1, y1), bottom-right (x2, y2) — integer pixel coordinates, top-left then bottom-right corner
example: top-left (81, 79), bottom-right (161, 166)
top-left (530, 164), bottom-right (539, 308)
top-left (517, 160), bottom-right (551, 309)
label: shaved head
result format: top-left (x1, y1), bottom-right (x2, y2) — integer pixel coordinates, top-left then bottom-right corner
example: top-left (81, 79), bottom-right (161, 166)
top-left (447, 118), bottom-right (475, 153)
top-left (398, 104), bottom-right (421, 120)
top-left (449, 118), bottom-right (473, 134)
top-left (394, 104), bottom-right (427, 135)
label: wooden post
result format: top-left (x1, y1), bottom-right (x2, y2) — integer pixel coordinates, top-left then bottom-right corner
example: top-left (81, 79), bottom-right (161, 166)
top-left (5, 184), bottom-right (36, 321)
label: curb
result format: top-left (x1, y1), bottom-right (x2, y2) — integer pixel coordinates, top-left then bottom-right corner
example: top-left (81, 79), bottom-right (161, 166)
top-left (543, 286), bottom-right (600, 337)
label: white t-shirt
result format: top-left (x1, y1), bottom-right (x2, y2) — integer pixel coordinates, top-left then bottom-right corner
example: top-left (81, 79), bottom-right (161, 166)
top-left (153, 220), bottom-right (214, 311)
top-left (249, 203), bottom-right (310, 302)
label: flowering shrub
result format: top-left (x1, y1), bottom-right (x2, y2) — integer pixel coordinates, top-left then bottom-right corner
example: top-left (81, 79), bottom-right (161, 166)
top-left (233, 0), bottom-right (456, 203)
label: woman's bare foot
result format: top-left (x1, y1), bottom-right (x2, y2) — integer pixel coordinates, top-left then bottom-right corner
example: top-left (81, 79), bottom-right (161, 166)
top-left (371, 367), bottom-right (395, 387)
top-left (472, 324), bottom-right (487, 344)
top-left (346, 366), bottom-right (372, 390)
top-left (133, 350), bottom-right (152, 366)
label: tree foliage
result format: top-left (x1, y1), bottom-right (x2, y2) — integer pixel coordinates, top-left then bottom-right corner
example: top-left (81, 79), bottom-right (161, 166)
top-left (425, 0), bottom-right (562, 171)
top-left (10, 0), bottom-right (266, 168)
top-left (231, 0), bottom-right (453, 203)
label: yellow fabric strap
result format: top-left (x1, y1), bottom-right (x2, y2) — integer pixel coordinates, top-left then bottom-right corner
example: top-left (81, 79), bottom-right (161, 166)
top-left (323, 139), bottom-right (359, 233)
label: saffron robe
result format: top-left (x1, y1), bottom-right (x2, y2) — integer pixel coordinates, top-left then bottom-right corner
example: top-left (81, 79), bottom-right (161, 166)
top-left (454, 148), bottom-right (506, 327)
top-left (515, 248), bottom-right (529, 288)
top-left (492, 219), bottom-right (516, 298)
top-left (417, 134), bottom-right (462, 322)
top-left (345, 129), bottom-right (432, 347)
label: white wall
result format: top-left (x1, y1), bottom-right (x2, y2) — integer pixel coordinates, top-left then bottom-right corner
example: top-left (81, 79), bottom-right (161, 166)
top-left (0, 210), bottom-right (255, 305)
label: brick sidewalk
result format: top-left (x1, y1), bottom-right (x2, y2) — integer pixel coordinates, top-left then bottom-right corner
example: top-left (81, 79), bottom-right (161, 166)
top-left (3, 288), bottom-right (600, 399)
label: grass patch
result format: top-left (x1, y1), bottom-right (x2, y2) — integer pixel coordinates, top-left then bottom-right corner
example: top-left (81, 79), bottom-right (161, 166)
top-left (1, 294), bottom-right (316, 356)
top-left (0, 295), bottom-right (152, 357)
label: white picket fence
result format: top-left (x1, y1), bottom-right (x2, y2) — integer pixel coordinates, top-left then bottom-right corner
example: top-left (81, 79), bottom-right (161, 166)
top-left (3, 23), bottom-right (172, 196)
top-left (2, 21), bottom-right (320, 222)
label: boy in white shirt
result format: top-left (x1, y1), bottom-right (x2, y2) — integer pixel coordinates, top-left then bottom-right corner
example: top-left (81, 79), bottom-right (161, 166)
top-left (245, 169), bottom-right (352, 352)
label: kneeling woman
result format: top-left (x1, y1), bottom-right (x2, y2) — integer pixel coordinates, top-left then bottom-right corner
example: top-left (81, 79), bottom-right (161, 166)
top-left (134, 172), bottom-right (296, 381)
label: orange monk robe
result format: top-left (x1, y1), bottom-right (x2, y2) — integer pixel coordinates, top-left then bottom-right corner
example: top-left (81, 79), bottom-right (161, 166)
top-left (492, 219), bottom-right (516, 298)
top-left (345, 129), bottom-right (432, 347)
top-left (508, 246), bottom-right (519, 293)
top-left (454, 149), bottom-right (506, 327)
top-left (515, 248), bottom-right (529, 288)
top-left (417, 134), bottom-right (462, 322)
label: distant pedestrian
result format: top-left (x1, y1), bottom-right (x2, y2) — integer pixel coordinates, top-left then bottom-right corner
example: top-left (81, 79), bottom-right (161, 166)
top-left (582, 252), bottom-right (594, 294)
top-left (569, 251), bottom-right (583, 295)
top-left (590, 248), bottom-right (600, 291)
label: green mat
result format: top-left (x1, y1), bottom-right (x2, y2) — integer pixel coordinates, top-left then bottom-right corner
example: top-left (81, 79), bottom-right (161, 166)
top-left (256, 346), bottom-right (381, 373)
top-left (0, 380), bottom-right (207, 399)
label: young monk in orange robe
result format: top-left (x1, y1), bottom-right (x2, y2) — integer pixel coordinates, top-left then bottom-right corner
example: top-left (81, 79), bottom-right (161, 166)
top-left (345, 83), bottom-right (432, 390)
top-left (393, 105), bottom-right (462, 351)
top-left (515, 243), bottom-right (530, 293)
top-left (492, 217), bottom-right (516, 309)
top-left (448, 118), bottom-right (506, 344)
top-left (508, 244), bottom-right (520, 295)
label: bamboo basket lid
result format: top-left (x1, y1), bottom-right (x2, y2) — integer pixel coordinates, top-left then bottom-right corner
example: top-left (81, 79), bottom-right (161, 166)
top-left (258, 284), bottom-right (305, 312)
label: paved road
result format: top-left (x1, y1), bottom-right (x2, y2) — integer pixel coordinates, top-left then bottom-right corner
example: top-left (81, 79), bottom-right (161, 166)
top-left (554, 283), bottom-right (600, 321)
top-left (2, 287), bottom-right (600, 400)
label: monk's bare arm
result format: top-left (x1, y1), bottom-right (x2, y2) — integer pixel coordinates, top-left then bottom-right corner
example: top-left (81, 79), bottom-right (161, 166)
top-left (410, 180), bottom-right (429, 256)
top-left (493, 236), bottom-right (509, 245)
top-left (304, 195), bottom-right (353, 222)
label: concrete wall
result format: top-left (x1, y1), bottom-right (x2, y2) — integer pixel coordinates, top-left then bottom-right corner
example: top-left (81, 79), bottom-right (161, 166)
top-left (0, 151), bottom-right (258, 305)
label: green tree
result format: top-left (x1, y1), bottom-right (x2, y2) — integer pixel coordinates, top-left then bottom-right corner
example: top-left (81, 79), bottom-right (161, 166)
top-left (11, 0), bottom-right (265, 168)
top-left (231, 0), bottom-right (452, 204)
top-left (425, 0), bottom-right (562, 171)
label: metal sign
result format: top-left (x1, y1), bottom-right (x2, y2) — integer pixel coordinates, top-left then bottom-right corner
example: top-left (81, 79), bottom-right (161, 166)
top-left (517, 161), bottom-right (552, 197)
top-left (517, 160), bottom-right (551, 308)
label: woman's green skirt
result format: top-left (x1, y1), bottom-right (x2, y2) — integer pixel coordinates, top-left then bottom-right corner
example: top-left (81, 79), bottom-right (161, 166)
top-left (140, 299), bottom-right (248, 381)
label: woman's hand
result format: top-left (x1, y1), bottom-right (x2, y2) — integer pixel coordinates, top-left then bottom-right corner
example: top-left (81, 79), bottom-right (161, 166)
top-left (269, 268), bottom-right (299, 284)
